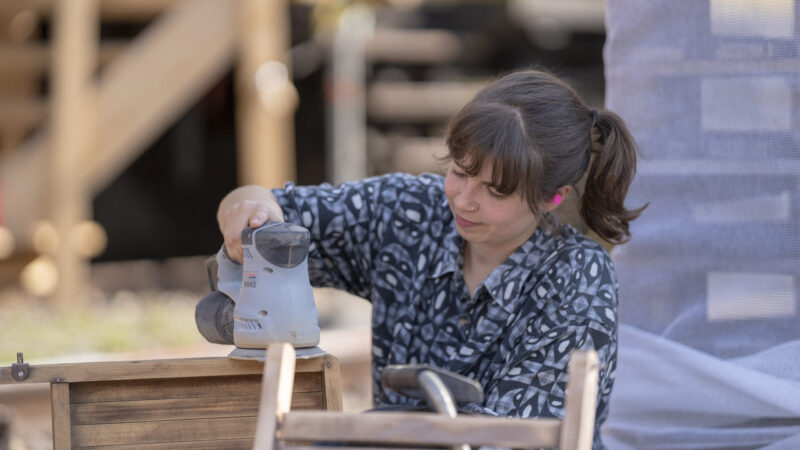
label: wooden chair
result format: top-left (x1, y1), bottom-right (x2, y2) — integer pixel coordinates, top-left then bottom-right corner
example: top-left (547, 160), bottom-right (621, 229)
top-left (254, 344), bottom-right (600, 450)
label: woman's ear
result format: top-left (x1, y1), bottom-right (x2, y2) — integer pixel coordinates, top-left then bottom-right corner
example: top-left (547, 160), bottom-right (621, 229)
top-left (543, 186), bottom-right (573, 212)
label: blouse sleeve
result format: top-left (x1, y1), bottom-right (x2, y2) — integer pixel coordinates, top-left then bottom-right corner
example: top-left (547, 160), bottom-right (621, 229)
top-left (272, 173), bottom-right (440, 300)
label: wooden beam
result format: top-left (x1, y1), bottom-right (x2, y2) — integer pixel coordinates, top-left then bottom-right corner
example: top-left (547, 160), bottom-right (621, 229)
top-left (0, 41), bottom-right (125, 75)
top-left (559, 350), bottom-right (599, 450)
top-left (366, 28), bottom-right (465, 64)
top-left (0, 0), bottom-right (177, 22)
top-left (367, 81), bottom-right (486, 123)
top-left (0, 356), bottom-right (325, 385)
top-left (280, 411), bottom-right (561, 448)
top-left (50, 0), bottom-right (98, 304)
top-left (236, 0), bottom-right (296, 188)
top-left (50, 383), bottom-right (71, 450)
top-left (321, 355), bottom-right (343, 411)
top-left (254, 343), bottom-right (296, 450)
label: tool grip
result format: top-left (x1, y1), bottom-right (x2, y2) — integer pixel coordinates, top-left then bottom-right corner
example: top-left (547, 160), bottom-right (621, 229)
top-left (242, 222), bottom-right (310, 269)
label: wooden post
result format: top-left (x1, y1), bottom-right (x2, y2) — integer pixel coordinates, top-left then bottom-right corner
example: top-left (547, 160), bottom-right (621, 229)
top-left (51, 382), bottom-right (71, 450)
top-left (253, 343), bottom-right (296, 450)
top-left (560, 350), bottom-right (599, 450)
top-left (322, 354), bottom-right (343, 411)
top-left (236, 0), bottom-right (296, 188)
top-left (51, 0), bottom-right (98, 304)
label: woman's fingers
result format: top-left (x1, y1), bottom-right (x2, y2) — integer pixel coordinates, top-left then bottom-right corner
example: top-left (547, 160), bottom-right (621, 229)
top-left (220, 200), bottom-right (284, 262)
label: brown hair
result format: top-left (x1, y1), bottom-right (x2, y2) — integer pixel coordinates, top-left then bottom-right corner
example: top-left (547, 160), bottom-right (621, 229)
top-left (445, 69), bottom-right (645, 244)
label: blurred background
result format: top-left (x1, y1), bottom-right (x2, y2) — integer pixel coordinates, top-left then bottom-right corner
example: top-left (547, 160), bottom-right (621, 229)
top-left (0, 0), bottom-right (605, 448)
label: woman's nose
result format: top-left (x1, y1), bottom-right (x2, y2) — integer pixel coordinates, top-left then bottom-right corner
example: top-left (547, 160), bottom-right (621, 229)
top-left (454, 181), bottom-right (478, 208)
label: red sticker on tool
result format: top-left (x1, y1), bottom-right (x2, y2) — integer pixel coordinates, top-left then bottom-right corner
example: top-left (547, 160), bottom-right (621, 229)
top-left (244, 272), bottom-right (257, 288)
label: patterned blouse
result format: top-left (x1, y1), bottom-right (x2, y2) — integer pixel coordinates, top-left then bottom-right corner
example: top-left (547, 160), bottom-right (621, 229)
top-left (274, 172), bottom-right (617, 449)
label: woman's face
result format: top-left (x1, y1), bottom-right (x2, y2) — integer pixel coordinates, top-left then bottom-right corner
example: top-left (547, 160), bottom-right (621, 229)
top-left (444, 158), bottom-right (539, 256)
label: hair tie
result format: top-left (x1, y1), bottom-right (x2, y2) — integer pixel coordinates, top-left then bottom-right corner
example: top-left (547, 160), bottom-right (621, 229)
top-left (591, 109), bottom-right (598, 127)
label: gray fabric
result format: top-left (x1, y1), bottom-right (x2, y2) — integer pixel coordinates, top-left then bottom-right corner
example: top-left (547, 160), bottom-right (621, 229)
top-left (603, 0), bottom-right (800, 447)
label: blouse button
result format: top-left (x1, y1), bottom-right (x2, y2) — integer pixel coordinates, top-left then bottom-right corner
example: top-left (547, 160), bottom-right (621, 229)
top-left (458, 316), bottom-right (470, 326)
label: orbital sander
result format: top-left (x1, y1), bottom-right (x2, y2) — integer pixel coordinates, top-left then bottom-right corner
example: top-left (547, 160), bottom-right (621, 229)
top-left (195, 222), bottom-right (323, 360)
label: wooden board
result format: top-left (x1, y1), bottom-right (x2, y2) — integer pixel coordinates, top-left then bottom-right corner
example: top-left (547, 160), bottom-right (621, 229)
top-left (72, 416), bottom-right (257, 447)
top-left (81, 438), bottom-right (253, 449)
top-left (280, 411), bottom-right (561, 448)
top-left (70, 391), bottom-right (322, 425)
top-left (51, 383), bottom-right (71, 450)
top-left (0, 356), bottom-right (324, 385)
top-left (69, 372), bottom-right (322, 403)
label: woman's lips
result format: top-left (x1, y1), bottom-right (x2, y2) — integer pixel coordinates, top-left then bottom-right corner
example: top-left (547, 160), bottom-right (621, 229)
top-left (455, 214), bottom-right (480, 228)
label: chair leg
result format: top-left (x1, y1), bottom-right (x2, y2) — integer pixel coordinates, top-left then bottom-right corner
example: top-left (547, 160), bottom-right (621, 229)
top-left (254, 343), bottom-right (296, 450)
top-left (559, 350), bottom-right (600, 450)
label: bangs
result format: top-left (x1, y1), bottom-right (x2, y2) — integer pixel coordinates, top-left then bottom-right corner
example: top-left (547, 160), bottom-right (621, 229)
top-left (446, 101), bottom-right (544, 206)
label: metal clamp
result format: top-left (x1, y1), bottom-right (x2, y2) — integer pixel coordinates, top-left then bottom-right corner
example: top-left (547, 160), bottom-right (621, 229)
top-left (12, 352), bottom-right (29, 381)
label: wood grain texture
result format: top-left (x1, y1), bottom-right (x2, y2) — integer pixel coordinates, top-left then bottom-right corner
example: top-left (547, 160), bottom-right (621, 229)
top-left (71, 416), bottom-right (258, 447)
top-left (253, 343), bottom-right (296, 450)
top-left (69, 372), bottom-right (322, 403)
top-left (322, 355), bottom-right (343, 412)
top-left (280, 411), bottom-right (561, 448)
top-left (79, 438), bottom-right (253, 449)
top-left (51, 383), bottom-right (71, 450)
top-left (70, 391), bottom-right (323, 425)
top-left (0, 356), bottom-right (324, 384)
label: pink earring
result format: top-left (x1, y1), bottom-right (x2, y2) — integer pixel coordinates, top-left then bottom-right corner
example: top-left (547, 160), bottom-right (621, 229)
top-left (552, 193), bottom-right (563, 206)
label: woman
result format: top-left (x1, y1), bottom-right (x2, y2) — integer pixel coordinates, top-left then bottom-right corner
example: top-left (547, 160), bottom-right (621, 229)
top-left (217, 69), bottom-right (643, 448)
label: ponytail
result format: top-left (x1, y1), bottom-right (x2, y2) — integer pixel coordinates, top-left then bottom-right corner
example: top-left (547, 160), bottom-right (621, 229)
top-left (580, 109), bottom-right (646, 244)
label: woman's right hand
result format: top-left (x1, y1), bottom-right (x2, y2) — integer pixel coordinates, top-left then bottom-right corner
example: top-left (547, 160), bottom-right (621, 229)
top-left (217, 186), bottom-right (284, 263)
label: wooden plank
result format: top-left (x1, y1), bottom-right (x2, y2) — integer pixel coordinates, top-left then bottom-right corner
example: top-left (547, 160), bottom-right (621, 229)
top-left (280, 411), bottom-right (561, 448)
top-left (367, 81), bottom-right (486, 123)
top-left (366, 28), bottom-right (465, 64)
top-left (0, 0), bottom-right (175, 21)
top-left (321, 355), bottom-right (343, 412)
top-left (0, 41), bottom-right (126, 75)
top-left (51, 0), bottom-right (98, 305)
top-left (84, 438), bottom-right (252, 449)
top-left (0, 356), bottom-right (324, 385)
top-left (71, 416), bottom-right (258, 447)
top-left (70, 372), bottom-right (322, 403)
top-left (71, 375), bottom-right (263, 403)
top-left (283, 447), bottom-right (436, 450)
top-left (50, 382), bottom-right (71, 450)
top-left (559, 350), bottom-right (599, 450)
top-left (70, 391), bottom-right (323, 425)
top-left (254, 343), bottom-right (296, 450)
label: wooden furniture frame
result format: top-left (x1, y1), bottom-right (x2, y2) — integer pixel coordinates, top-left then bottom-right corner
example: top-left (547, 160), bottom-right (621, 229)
top-left (0, 353), bottom-right (341, 449)
top-left (256, 344), bottom-right (599, 450)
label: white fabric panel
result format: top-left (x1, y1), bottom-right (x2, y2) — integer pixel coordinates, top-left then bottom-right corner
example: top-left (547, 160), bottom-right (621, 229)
top-left (603, 0), bottom-right (800, 447)
top-left (603, 326), bottom-right (800, 449)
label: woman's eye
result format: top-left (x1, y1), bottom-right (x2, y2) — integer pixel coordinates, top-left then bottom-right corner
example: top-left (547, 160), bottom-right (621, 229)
top-left (487, 187), bottom-right (506, 199)
top-left (451, 168), bottom-right (466, 178)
